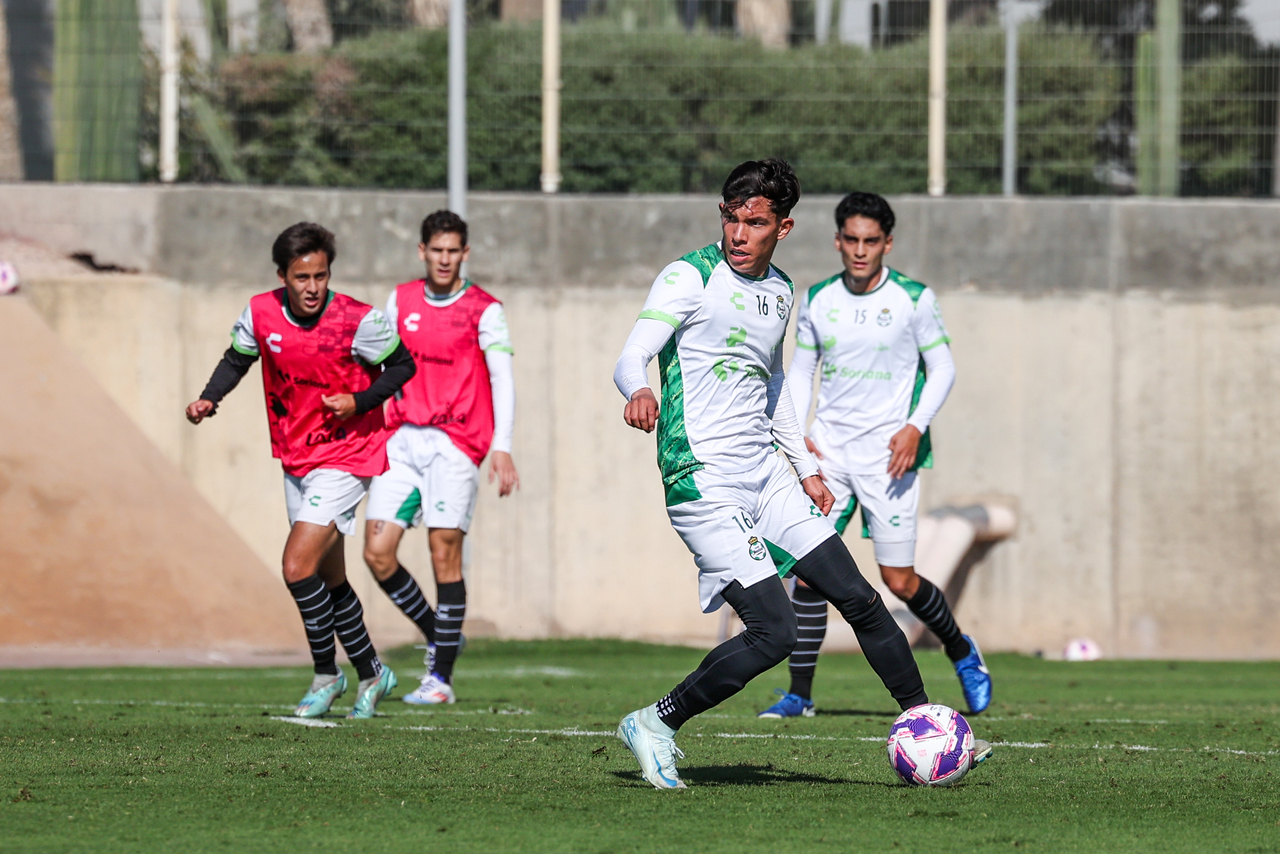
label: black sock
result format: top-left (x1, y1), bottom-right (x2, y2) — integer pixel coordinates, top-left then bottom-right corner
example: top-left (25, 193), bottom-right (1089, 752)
top-left (792, 535), bottom-right (928, 710)
top-left (788, 584), bottom-right (827, 700)
top-left (378, 565), bottom-right (436, 643)
top-left (287, 576), bottom-right (338, 675)
top-left (656, 576), bottom-right (797, 731)
top-left (328, 581), bottom-right (381, 681)
top-left (906, 578), bottom-right (970, 662)
top-left (434, 580), bottom-right (466, 684)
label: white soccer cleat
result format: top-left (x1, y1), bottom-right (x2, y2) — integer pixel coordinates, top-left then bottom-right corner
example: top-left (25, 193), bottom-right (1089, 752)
top-left (616, 706), bottom-right (686, 790)
top-left (402, 672), bottom-right (456, 705)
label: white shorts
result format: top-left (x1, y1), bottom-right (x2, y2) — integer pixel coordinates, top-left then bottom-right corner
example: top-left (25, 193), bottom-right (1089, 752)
top-left (826, 469), bottom-right (919, 567)
top-left (666, 453), bottom-right (837, 614)
top-left (365, 425), bottom-right (480, 532)
top-left (283, 468), bottom-right (371, 537)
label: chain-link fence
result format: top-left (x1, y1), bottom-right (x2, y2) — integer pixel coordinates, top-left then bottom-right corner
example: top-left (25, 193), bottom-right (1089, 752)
top-left (3, 0), bottom-right (1278, 195)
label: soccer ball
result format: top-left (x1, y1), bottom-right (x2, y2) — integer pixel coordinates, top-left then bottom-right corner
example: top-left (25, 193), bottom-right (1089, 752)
top-left (1063, 637), bottom-right (1102, 661)
top-left (0, 261), bottom-right (18, 295)
top-left (887, 703), bottom-right (974, 787)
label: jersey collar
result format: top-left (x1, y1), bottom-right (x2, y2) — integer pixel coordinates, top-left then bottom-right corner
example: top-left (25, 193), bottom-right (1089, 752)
top-left (422, 278), bottom-right (472, 308)
top-left (280, 290), bottom-right (335, 327)
top-left (842, 265), bottom-right (890, 297)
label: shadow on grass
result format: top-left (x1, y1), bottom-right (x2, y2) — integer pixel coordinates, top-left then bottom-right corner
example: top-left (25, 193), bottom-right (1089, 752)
top-left (814, 708), bottom-right (901, 718)
top-left (610, 764), bottom-right (896, 788)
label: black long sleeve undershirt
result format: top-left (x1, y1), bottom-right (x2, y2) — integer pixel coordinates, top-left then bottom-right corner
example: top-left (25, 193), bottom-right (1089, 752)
top-left (352, 341), bottom-right (416, 415)
top-left (197, 340), bottom-right (415, 416)
top-left (199, 347), bottom-right (258, 406)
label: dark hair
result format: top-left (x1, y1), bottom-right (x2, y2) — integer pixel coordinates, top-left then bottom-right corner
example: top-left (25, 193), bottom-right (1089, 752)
top-left (421, 209), bottom-right (469, 246)
top-left (272, 222), bottom-right (336, 273)
top-left (721, 159), bottom-right (801, 218)
top-left (834, 192), bottom-right (895, 236)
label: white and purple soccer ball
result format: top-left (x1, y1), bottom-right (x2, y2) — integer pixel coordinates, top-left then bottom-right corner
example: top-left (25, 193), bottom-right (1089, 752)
top-left (1063, 637), bottom-right (1102, 661)
top-left (0, 261), bottom-right (19, 295)
top-left (887, 703), bottom-right (975, 787)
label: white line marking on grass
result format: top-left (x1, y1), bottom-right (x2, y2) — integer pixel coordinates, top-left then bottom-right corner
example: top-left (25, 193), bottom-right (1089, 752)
top-left (270, 716), bottom-right (341, 728)
top-left (465, 667), bottom-right (582, 679)
top-left (0, 696), bottom-right (293, 711)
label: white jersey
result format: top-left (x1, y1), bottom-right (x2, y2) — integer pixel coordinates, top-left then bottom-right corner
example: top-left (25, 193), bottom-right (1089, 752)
top-left (637, 242), bottom-right (797, 484)
top-left (795, 267), bottom-right (950, 475)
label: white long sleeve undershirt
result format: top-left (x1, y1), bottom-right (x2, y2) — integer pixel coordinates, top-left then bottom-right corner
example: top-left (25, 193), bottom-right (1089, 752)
top-left (485, 349), bottom-right (515, 455)
top-left (613, 318), bottom-right (672, 402)
top-left (906, 343), bottom-right (955, 434)
top-left (766, 347), bottom-right (819, 481)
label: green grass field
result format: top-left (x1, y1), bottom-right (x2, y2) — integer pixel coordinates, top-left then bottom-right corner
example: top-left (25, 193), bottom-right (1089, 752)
top-left (2, 640), bottom-right (1278, 853)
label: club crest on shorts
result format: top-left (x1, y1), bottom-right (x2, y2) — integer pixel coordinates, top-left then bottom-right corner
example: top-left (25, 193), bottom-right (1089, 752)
top-left (747, 536), bottom-right (767, 561)
top-left (877, 308), bottom-right (893, 327)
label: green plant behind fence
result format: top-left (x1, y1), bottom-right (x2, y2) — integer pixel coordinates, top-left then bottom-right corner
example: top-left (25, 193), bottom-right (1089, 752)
top-left (202, 24), bottom-right (1119, 195)
top-left (53, 0), bottom-right (142, 182)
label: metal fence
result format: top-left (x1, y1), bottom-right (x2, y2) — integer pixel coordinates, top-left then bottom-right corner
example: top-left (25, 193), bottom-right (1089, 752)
top-left (3, 0), bottom-right (1278, 196)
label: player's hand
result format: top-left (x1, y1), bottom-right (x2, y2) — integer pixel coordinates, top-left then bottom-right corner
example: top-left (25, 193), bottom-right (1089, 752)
top-left (802, 475), bottom-right (834, 515)
top-left (624, 388), bottom-right (659, 433)
top-left (887, 424), bottom-right (921, 479)
top-left (489, 451), bottom-right (520, 497)
top-left (322, 393), bottom-right (358, 421)
top-left (186, 399), bottom-right (216, 424)
top-left (805, 436), bottom-right (824, 460)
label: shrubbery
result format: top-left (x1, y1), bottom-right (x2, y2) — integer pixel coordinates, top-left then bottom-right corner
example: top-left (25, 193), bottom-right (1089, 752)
top-left (183, 22), bottom-right (1255, 195)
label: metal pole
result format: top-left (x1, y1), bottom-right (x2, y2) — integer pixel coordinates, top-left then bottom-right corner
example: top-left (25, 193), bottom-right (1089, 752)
top-left (159, 0), bottom-right (179, 183)
top-left (926, 0), bottom-right (946, 197)
top-left (1155, 0), bottom-right (1180, 196)
top-left (540, 0), bottom-right (561, 193)
top-left (448, 0), bottom-right (467, 217)
top-left (1002, 15), bottom-right (1017, 196)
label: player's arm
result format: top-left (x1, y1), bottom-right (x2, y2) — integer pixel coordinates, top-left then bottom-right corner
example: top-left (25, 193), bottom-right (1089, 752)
top-left (766, 345), bottom-right (832, 514)
top-left (789, 291), bottom-right (823, 459)
top-left (187, 306), bottom-right (259, 424)
top-left (888, 289), bottom-right (956, 478)
top-left (614, 261), bottom-right (701, 433)
top-left (479, 302), bottom-right (519, 497)
top-left (324, 309), bottom-right (416, 420)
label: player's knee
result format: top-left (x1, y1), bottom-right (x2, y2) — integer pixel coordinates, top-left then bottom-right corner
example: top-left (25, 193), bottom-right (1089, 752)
top-left (884, 573), bottom-right (915, 601)
top-left (751, 607), bottom-right (798, 666)
top-left (362, 543), bottom-right (397, 579)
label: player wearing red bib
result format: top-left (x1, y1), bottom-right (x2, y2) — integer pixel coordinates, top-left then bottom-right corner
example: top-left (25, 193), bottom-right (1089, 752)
top-left (186, 222), bottom-right (416, 719)
top-left (363, 211), bottom-right (519, 705)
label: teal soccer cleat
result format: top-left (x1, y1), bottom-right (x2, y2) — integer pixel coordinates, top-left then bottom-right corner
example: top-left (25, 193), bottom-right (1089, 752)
top-left (347, 667), bottom-right (398, 719)
top-left (757, 689), bottom-right (815, 719)
top-left (954, 635), bottom-right (993, 714)
top-left (294, 671), bottom-right (347, 718)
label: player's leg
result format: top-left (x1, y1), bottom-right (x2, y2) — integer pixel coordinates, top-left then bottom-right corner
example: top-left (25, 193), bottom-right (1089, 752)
top-left (755, 459), bottom-right (927, 711)
top-left (859, 472), bottom-right (991, 713)
top-left (620, 575), bottom-right (797, 789)
top-left (416, 435), bottom-right (480, 700)
top-left (618, 473), bottom-right (793, 789)
top-left (292, 469), bottom-right (396, 718)
top-left (364, 430), bottom-right (438, 648)
top-left (760, 475), bottom-right (857, 719)
top-left (280, 502), bottom-right (349, 718)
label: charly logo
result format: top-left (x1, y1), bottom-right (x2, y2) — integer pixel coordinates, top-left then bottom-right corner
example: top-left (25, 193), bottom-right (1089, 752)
top-left (776, 295), bottom-right (787, 320)
top-left (747, 536), bottom-right (767, 561)
top-left (877, 308), bottom-right (892, 327)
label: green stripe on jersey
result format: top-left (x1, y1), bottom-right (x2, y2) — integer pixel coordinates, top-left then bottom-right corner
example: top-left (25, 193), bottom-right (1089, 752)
top-left (655, 336), bottom-right (704, 486)
top-left (919, 335), bottom-right (951, 352)
top-left (680, 243), bottom-right (724, 285)
top-left (795, 339), bottom-right (818, 351)
top-left (907, 355), bottom-right (934, 471)
top-left (888, 269), bottom-right (927, 307)
top-left (805, 273), bottom-right (842, 306)
top-left (485, 344), bottom-right (515, 354)
top-left (638, 309), bottom-right (680, 328)
top-left (230, 336), bottom-right (257, 356)
top-left (370, 333), bottom-right (402, 365)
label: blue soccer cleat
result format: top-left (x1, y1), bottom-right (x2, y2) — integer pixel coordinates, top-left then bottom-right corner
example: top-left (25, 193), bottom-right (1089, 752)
top-left (757, 689), bottom-right (815, 719)
top-left (294, 671), bottom-right (346, 718)
top-left (954, 635), bottom-right (992, 714)
top-left (347, 667), bottom-right (398, 719)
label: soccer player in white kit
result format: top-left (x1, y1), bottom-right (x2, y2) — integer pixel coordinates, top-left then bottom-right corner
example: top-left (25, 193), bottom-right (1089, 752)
top-left (757, 192), bottom-right (993, 721)
top-left (362, 211), bottom-right (519, 705)
top-left (612, 161), bottom-right (932, 790)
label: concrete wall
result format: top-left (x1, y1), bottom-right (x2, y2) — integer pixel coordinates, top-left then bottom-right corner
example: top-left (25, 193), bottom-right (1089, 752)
top-left (5, 184), bottom-right (1280, 659)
